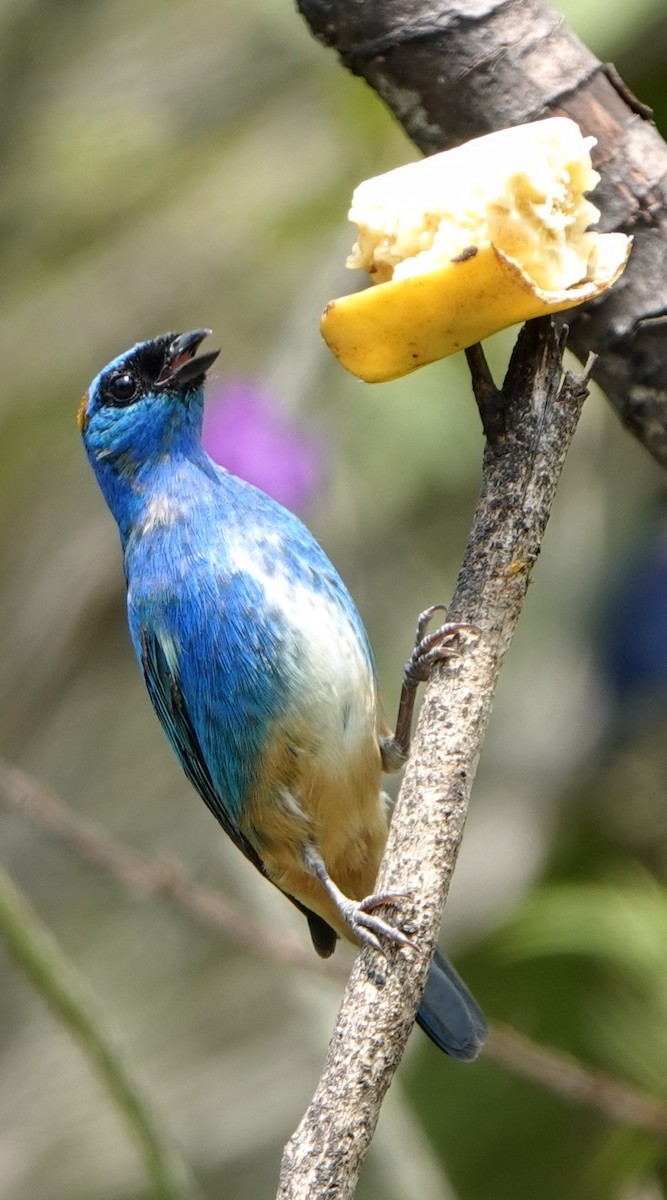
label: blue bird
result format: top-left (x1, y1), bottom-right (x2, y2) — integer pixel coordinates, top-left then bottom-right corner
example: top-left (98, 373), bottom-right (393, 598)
top-left (79, 329), bottom-right (486, 1061)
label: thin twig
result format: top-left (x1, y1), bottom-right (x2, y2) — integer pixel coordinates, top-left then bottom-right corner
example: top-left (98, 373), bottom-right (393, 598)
top-left (2, 748), bottom-right (667, 1142)
top-left (464, 343), bottom-right (504, 443)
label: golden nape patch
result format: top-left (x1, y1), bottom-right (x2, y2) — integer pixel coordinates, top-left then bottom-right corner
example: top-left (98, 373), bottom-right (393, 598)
top-left (77, 391), bottom-right (89, 431)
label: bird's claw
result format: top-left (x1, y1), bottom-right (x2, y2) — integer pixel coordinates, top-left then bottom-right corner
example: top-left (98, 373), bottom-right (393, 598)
top-left (405, 606), bottom-right (479, 685)
top-left (342, 891), bottom-right (412, 953)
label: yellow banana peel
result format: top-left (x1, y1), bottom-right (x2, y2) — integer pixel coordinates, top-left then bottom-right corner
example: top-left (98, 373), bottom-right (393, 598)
top-left (321, 119), bottom-right (631, 383)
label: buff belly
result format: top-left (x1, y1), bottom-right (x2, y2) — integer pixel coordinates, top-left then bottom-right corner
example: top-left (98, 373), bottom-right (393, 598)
top-left (238, 575), bottom-right (392, 942)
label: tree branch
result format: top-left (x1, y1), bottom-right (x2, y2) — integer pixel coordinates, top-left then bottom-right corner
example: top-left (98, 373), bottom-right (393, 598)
top-left (277, 319), bottom-right (590, 1197)
top-left (297, 0), bottom-right (667, 469)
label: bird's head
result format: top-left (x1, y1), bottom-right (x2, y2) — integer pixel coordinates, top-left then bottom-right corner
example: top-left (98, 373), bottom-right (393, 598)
top-left (79, 330), bottom-right (220, 471)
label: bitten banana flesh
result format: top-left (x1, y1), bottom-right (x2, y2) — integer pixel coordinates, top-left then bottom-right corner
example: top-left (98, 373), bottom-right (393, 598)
top-left (321, 119), bottom-right (631, 383)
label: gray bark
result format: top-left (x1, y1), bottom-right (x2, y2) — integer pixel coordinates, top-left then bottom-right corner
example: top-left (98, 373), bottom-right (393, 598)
top-left (277, 320), bottom-right (590, 1198)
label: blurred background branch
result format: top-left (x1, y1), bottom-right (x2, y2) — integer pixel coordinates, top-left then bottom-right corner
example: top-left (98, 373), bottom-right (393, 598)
top-left (0, 863), bottom-right (199, 1200)
top-left (4, 749), bottom-right (667, 1146)
top-left (0, 757), bottom-right (312, 971)
top-left (486, 1025), bottom-right (667, 1139)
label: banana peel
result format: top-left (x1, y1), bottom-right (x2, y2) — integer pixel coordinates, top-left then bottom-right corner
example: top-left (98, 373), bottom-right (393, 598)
top-left (321, 119), bottom-right (631, 383)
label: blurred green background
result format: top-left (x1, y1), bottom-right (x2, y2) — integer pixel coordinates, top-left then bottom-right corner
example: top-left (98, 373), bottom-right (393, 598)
top-left (1, 1), bottom-right (667, 1197)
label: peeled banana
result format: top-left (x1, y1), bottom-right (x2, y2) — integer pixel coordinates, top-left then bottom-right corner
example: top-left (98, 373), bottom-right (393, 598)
top-left (321, 119), bottom-right (631, 383)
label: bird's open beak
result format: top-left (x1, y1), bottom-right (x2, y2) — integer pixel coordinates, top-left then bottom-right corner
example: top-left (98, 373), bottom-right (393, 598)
top-left (156, 329), bottom-right (221, 390)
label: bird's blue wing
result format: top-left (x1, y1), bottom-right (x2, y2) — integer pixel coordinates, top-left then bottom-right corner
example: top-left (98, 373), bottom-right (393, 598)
top-left (138, 623), bottom-right (338, 957)
top-left (138, 623), bottom-right (263, 867)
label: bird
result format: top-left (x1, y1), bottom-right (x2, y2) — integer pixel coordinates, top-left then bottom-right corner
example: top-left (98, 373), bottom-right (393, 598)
top-left (79, 329), bottom-right (487, 1061)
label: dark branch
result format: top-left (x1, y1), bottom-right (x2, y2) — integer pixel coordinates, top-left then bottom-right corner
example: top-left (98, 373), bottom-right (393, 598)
top-left (465, 343), bottom-right (504, 443)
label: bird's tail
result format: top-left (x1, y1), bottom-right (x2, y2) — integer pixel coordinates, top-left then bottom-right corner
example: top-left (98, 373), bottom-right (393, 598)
top-left (416, 946), bottom-right (487, 1061)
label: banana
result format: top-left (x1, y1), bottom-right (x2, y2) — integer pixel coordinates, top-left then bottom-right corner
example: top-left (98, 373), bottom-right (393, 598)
top-left (321, 119), bottom-right (631, 383)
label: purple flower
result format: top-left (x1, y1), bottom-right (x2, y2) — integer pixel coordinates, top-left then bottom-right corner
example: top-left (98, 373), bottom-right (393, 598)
top-left (202, 379), bottom-right (324, 513)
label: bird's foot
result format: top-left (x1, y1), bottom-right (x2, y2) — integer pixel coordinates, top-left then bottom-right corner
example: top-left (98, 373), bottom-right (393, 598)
top-left (405, 605), bottom-right (479, 686)
top-left (303, 847), bottom-right (412, 955)
top-left (382, 606), bottom-right (480, 771)
top-left (339, 891), bottom-right (412, 954)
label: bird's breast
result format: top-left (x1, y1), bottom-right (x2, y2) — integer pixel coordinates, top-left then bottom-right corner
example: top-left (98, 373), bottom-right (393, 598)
top-left (225, 539), bottom-right (378, 741)
top-left (126, 502), bottom-right (387, 839)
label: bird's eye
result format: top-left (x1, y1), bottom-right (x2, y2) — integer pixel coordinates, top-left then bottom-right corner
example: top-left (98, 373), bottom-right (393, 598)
top-left (106, 372), bottom-right (139, 405)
